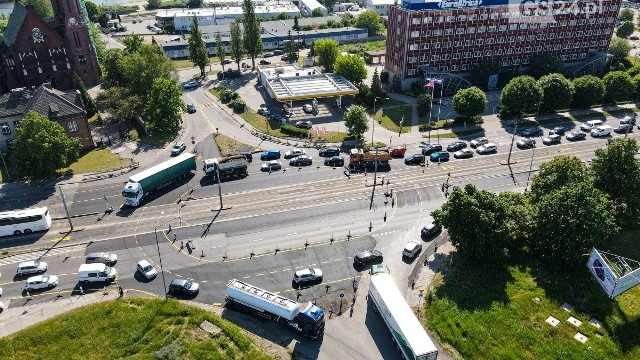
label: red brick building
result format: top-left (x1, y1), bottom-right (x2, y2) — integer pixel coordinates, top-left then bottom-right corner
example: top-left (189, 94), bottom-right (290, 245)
top-left (0, 1), bottom-right (101, 92)
top-left (385, 0), bottom-right (621, 87)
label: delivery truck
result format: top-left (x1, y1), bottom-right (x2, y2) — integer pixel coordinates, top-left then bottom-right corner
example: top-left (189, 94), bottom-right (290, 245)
top-left (225, 279), bottom-right (325, 340)
top-left (368, 268), bottom-right (438, 360)
top-left (122, 153), bottom-right (196, 207)
top-left (349, 148), bottom-right (391, 171)
top-left (203, 156), bottom-right (249, 182)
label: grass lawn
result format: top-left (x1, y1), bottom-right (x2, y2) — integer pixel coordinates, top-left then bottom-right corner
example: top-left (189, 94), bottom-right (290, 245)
top-left (373, 105), bottom-right (412, 134)
top-left (171, 56), bottom-right (222, 70)
top-left (61, 149), bottom-right (131, 174)
top-left (0, 298), bottom-right (272, 359)
top-left (239, 111), bottom-right (349, 142)
top-left (140, 129), bottom-right (179, 148)
top-left (378, 98), bottom-right (407, 107)
top-left (215, 132), bottom-right (258, 156)
top-left (425, 233), bottom-right (640, 360)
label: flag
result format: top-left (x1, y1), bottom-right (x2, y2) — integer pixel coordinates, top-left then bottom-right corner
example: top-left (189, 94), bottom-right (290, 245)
top-left (424, 81), bottom-right (435, 88)
top-left (322, 126), bottom-right (326, 136)
top-left (426, 77), bottom-right (443, 84)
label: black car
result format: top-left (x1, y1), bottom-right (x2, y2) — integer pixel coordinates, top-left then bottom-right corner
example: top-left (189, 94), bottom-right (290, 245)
top-left (273, 50), bottom-right (283, 55)
top-left (566, 131), bottom-right (587, 141)
top-left (221, 59), bottom-right (232, 65)
top-left (259, 59), bottom-right (271, 65)
top-left (421, 222), bottom-right (442, 237)
top-left (263, 53), bottom-right (274, 58)
top-left (614, 124), bottom-right (633, 133)
top-left (319, 147), bottom-right (340, 157)
top-left (237, 151), bottom-right (253, 162)
top-left (353, 250), bottom-right (383, 266)
top-left (324, 156), bottom-right (344, 167)
top-left (549, 126), bottom-right (567, 135)
top-left (404, 154), bottom-right (425, 165)
top-left (446, 141), bottom-right (467, 152)
top-left (421, 144), bottom-right (443, 155)
top-left (519, 127), bottom-right (543, 137)
top-left (168, 279), bottom-right (199, 296)
top-left (516, 137), bottom-right (536, 149)
top-left (620, 114), bottom-right (637, 125)
top-left (289, 155), bottom-right (313, 166)
top-left (186, 104), bottom-right (196, 114)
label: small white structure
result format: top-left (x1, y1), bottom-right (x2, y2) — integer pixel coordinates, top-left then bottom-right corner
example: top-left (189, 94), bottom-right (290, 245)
top-left (365, 0), bottom-right (395, 15)
top-left (298, 0), bottom-right (327, 16)
top-left (156, 4), bottom-right (300, 29)
top-left (332, 2), bottom-right (357, 12)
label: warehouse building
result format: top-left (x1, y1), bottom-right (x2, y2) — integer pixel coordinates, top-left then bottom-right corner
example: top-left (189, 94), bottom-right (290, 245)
top-left (155, 3), bottom-right (300, 28)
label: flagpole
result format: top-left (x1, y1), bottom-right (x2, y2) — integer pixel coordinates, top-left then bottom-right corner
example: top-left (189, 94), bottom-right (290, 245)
top-left (428, 79), bottom-right (434, 144)
top-left (437, 83), bottom-right (443, 143)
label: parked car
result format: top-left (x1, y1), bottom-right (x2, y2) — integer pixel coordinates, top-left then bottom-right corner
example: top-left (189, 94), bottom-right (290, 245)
top-left (168, 279), bottom-right (199, 296)
top-left (324, 156), bottom-right (344, 167)
top-left (620, 114), bottom-right (637, 125)
top-left (580, 120), bottom-right (603, 132)
top-left (453, 149), bottom-right (474, 159)
top-left (182, 80), bottom-right (199, 90)
top-left (293, 268), bottom-right (323, 284)
top-left (290, 155), bottom-right (313, 166)
top-left (16, 261), bottom-right (47, 276)
top-left (260, 149), bottom-right (281, 160)
top-left (476, 143), bottom-right (497, 154)
top-left (516, 137), bottom-right (536, 149)
top-left (549, 126), bottom-right (567, 135)
top-left (430, 151), bottom-right (450, 162)
top-left (519, 127), bottom-right (543, 137)
top-left (186, 104), bottom-right (196, 114)
top-left (269, 114), bottom-right (286, 123)
top-left (137, 260), bottom-right (157, 280)
top-left (421, 222), bottom-right (442, 237)
top-left (221, 59), bottom-right (232, 65)
top-left (261, 160), bottom-right (282, 171)
top-left (303, 104), bottom-right (314, 113)
top-left (566, 131), bottom-right (587, 141)
top-left (273, 50), bottom-right (284, 55)
top-left (85, 252), bottom-right (118, 266)
top-left (614, 123), bottom-right (634, 133)
top-left (319, 147), bottom-right (340, 157)
top-left (591, 125), bottom-right (612, 137)
top-left (389, 145), bottom-right (407, 157)
top-left (446, 141), bottom-right (467, 152)
top-left (470, 137), bottom-right (489, 148)
top-left (402, 240), bottom-right (422, 258)
top-left (259, 59), bottom-right (271, 65)
top-left (263, 53), bottom-right (274, 58)
top-left (542, 134), bottom-right (561, 145)
top-left (632, 35), bottom-right (640, 40)
top-left (421, 144), bottom-right (443, 155)
top-left (295, 120), bottom-right (313, 129)
top-left (257, 107), bottom-right (271, 117)
top-left (171, 142), bottom-right (186, 156)
top-left (353, 250), bottom-right (383, 266)
top-left (24, 275), bottom-right (58, 291)
top-left (404, 154), bottom-right (425, 165)
top-left (284, 148), bottom-right (306, 159)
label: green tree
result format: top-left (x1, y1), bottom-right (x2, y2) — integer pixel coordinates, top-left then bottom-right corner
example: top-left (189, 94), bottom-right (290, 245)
top-left (571, 75), bottom-right (605, 108)
top-left (609, 37), bottom-right (632, 63)
top-left (242, 0), bottom-right (263, 70)
top-left (72, 72), bottom-right (98, 118)
top-left (98, 12), bottom-right (109, 28)
top-left (229, 20), bottom-right (243, 71)
top-left (122, 34), bottom-right (143, 54)
top-left (470, 61), bottom-right (499, 89)
top-left (96, 87), bottom-right (144, 123)
top-left (147, 0), bottom-right (161, 9)
top-left (216, 34), bottom-right (226, 73)
top-left (284, 31), bottom-right (298, 63)
top-left (276, 12), bottom-right (290, 20)
top-left (355, 10), bottom-right (384, 36)
top-left (334, 54), bottom-right (367, 85)
top-left (314, 39), bottom-right (340, 72)
top-left (293, 15), bottom-right (300, 31)
top-left (530, 155), bottom-right (592, 202)
top-left (500, 76), bottom-right (544, 116)
top-left (11, 111), bottom-right (81, 178)
top-left (343, 105), bottom-right (369, 139)
top-left (120, 44), bottom-right (178, 101)
top-left (498, 191), bottom-right (532, 243)
top-left (320, 0), bottom-right (338, 9)
top-left (188, 17), bottom-right (209, 78)
top-left (619, 8), bottom-right (634, 22)
top-left (311, 8), bottom-right (324, 17)
top-left (146, 78), bottom-right (186, 132)
top-left (24, 0), bottom-right (53, 18)
top-left (187, 0), bottom-right (203, 8)
top-left (432, 184), bottom-right (510, 262)
top-left (452, 86), bottom-right (487, 119)
top-left (528, 54), bottom-right (564, 79)
top-left (633, 74), bottom-right (640, 96)
top-left (603, 71), bottom-right (634, 102)
top-left (100, 49), bottom-right (125, 87)
top-left (616, 21), bottom-right (635, 39)
top-left (357, 83), bottom-right (373, 107)
top-left (371, 68), bottom-right (383, 99)
top-left (85, 1), bottom-right (101, 22)
top-left (530, 183), bottom-right (617, 269)
top-left (538, 73), bottom-right (574, 111)
top-left (416, 93), bottom-right (432, 117)
top-left (591, 138), bottom-right (640, 226)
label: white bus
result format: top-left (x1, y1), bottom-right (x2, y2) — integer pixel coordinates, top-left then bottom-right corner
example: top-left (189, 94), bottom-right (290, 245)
top-left (0, 207), bottom-right (52, 237)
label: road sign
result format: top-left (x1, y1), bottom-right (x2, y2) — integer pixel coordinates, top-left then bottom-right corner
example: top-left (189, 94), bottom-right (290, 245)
top-left (418, 293), bottom-right (424, 298)
top-left (339, 293), bottom-right (345, 298)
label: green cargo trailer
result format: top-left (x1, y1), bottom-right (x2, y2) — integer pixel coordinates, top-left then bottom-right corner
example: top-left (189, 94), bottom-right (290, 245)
top-left (122, 153), bottom-right (196, 206)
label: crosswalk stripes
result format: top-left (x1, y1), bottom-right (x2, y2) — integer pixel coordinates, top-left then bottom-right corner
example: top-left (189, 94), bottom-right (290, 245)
top-left (198, 103), bottom-right (216, 109)
top-left (0, 244), bottom-right (86, 267)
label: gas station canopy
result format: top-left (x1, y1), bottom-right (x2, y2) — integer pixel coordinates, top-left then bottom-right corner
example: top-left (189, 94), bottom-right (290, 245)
top-left (259, 65), bottom-right (359, 102)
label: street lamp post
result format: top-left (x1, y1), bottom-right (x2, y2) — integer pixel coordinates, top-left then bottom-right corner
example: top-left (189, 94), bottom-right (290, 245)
top-left (154, 211), bottom-right (180, 299)
top-left (398, 109), bottom-right (404, 137)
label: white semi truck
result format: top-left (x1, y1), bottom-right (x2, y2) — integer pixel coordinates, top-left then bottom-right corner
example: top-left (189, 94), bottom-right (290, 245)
top-left (368, 268), bottom-right (439, 360)
top-left (225, 279), bottom-right (325, 340)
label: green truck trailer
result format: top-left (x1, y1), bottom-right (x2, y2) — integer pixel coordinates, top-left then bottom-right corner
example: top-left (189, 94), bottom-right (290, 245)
top-left (122, 153), bottom-right (196, 207)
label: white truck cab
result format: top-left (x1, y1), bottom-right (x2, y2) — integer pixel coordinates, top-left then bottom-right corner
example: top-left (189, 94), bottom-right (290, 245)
top-left (122, 182), bottom-right (143, 207)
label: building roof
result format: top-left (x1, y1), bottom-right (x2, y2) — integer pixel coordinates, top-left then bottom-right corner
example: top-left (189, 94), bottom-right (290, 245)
top-left (0, 84), bottom-right (85, 119)
top-left (260, 65), bottom-right (359, 101)
top-left (368, 0), bottom-right (395, 5)
top-left (3, 1), bottom-right (27, 47)
top-left (298, 0), bottom-right (326, 12)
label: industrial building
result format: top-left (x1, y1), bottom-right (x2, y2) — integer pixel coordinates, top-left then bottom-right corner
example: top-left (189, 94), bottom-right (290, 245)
top-left (385, 0), bottom-right (621, 90)
top-left (365, 0), bottom-right (395, 16)
top-left (155, 2), bottom-right (300, 28)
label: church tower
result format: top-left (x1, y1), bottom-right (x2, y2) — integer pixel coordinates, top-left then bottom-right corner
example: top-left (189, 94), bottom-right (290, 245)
top-left (51, 0), bottom-right (101, 85)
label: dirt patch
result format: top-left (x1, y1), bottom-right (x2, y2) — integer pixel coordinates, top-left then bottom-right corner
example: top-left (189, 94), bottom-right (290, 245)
top-left (214, 132), bottom-right (261, 156)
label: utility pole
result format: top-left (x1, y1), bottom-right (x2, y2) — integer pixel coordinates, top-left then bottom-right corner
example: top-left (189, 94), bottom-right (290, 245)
top-left (58, 186), bottom-right (73, 231)
top-left (507, 125), bottom-right (517, 166)
top-left (0, 151), bottom-right (9, 182)
top-left (215, 163), bottom-right (223, 209)
top-left (369, 147), bottom-right (379, 210)
top-left (525, 147), bottom-right (536, 192)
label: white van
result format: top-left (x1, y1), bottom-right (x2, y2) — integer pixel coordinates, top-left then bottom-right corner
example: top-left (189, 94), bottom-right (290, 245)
top-left (580, 120), bottom-right (603, 132)
top-left (78, 263), bottom-right (117, 283)
top-left (591, 125), bottom-right (612, 137)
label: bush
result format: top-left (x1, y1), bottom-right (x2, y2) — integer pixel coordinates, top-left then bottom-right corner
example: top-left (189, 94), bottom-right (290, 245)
top-left (231, 99), bottom-right (245, 113)
top-left (280, 124), bottom-right (309, 138)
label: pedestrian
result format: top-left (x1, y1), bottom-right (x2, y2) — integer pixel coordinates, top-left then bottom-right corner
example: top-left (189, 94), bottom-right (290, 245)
top-left (79, 286), bottom-right (84, 295)
top-left (180, 241), bottom-right (184, 250)
top-left (411, 277), bottom-right (415, 290)
top-left (118, 286), bottom-right (124, 298)
top-left (352, 294), bottom-right (356, 305)
top-left (434, 244), bottom-right (438, 254)
top-left (173, 234), bottom-right (177, 243)
top-left (384, 212), bottom-right (387, 222)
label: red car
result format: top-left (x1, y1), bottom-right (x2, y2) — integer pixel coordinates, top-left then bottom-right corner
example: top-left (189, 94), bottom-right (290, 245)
top-left (389, 145), bottom-right (406, 157)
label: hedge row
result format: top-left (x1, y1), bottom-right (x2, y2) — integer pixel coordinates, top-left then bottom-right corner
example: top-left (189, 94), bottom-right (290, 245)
top-left (280, 124), bottom-right (309, 138)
